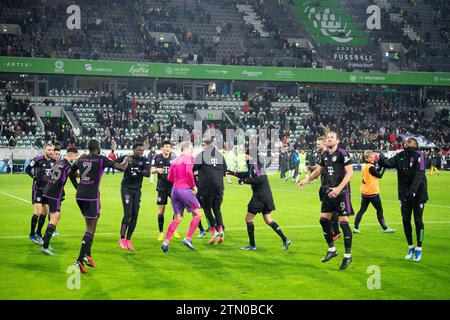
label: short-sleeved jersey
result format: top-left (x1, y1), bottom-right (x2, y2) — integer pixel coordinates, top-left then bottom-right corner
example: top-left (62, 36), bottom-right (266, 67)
top-left (152, 152), bottom-right (176, 192)
top-left (319, 147), bottom-right (352, 189)
top-left (71, 154), bottom-right (116, 200)
top-left (43, 159), bottom-right (73, 199)
top-left (27, 156), bottom-right (56, 190)
top-left (117, 155), bottom-right (150, 190)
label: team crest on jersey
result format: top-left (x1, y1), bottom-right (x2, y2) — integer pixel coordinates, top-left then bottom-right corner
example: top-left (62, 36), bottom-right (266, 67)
top-left (332, 156), bottom-right (337, 162)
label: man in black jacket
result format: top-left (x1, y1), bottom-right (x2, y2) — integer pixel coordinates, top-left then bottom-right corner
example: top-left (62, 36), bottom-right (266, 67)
top-left (194, 136), bottom-right (227, 245)
top-left (379, 138), bottom-right (428, 262)
top-left (278, 146), bottom-right (289, 181)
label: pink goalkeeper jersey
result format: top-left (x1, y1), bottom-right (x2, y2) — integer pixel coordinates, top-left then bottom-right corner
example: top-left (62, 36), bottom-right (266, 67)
top-left (167, 155), bottom-right (196, 189)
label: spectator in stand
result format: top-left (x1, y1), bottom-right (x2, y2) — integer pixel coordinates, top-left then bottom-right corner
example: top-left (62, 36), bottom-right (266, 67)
top-left (107, 149), bottom-right (117, 175)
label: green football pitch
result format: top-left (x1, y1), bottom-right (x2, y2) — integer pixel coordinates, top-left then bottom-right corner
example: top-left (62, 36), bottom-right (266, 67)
top-left (0, 171), bottom-right (449, 300)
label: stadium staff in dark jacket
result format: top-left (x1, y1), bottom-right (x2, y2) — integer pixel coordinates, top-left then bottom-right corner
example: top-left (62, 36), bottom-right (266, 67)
top-left (378, 137), bottom-right (428, 262)
top-left (193, 136), bottom-right (227, 245)
top-left (279, 146), bottom-right (289, 181)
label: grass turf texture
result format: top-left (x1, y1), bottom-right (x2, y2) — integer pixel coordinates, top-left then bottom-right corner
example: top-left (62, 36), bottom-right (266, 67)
top-left (0, 171), bottom-right (449, 300)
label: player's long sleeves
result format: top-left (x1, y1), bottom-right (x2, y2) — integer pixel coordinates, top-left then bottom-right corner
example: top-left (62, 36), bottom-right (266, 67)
top-left (223, 158), bottom-right (228, 177)
top-left (141, 160), bottom-right (151, 178)
top-left (369, 166), bottom-right (385, 179)
top-left (410, 151), bottom-right (426, 195)
top-left (378, 155), bottom-right (398, 169)
top-left (25, 163), bottom-right (34, 178)
top-left (68, 172), bottom-right (79, 189)
top-left (228, 169), bottom-right (249, 180)
top-left (229, 165), bottom-right (264, 185)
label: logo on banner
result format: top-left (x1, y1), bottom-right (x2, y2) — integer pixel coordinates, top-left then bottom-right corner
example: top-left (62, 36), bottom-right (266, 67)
top-left (84, 64), bottom-right (113, 73)
top-left (165, 66), bottom-right (174, 75)
top-left (3, 61), bottom-right (32, 69)
top-left (55, 60), bottom-right (64, 70)
top-left (54, 60), bottom-right (65, 73)
top-left (129, 63), bottom-right (150, 76)
top-left (303, 4), bottom-right (354, 43)
top-left (241, 70), bottom-right (263, 77)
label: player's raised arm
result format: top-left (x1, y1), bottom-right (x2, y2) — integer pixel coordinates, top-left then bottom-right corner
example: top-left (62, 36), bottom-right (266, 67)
top-left (369, 166), bottom-right (385, 179)
top-left (227, 169), bottom-right (250, 180)
top-left (113, 155), bottom-right (131, 171)
top-left (378, 153), bottom-right (398, 169)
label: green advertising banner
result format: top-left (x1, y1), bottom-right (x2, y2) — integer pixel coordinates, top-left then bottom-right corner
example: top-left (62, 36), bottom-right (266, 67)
top-left (1, 56), bottom-right (450, 86)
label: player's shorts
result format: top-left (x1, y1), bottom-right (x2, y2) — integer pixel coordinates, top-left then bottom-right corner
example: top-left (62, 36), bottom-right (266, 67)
top-left (321, 191), bottom-right (354, 216)
top-left (32, 189), bottom-right (48, 205)
top-left (76, 199), bottom-right (100, 220)
top-left (171, 188), bottom-right (201, 214)
top-left (121, 188), bottom-right (141, 216)
top-left (43, 195), bottom-right (62, 213)
top-left (156, 189), bottom-right (172, 205)
top-left (247, 195), bottom-right (276, 215)
top-left (319, 187), bottom-right (327, 202)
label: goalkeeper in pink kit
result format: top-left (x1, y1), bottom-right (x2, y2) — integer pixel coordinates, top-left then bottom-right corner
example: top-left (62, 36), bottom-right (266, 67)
top-left (161, 142), bottom-right (203, 252)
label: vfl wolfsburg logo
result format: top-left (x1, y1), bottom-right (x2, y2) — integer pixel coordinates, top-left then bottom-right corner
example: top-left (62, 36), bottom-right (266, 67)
top-left (433, 76), bottom-right (439, 82)
top-left (55, 60), bottom-right (64, 70)
top-left (303, 1), bottom-right (354, 43)
top-left (349, 75), bottom-right (357, 82)
top-left (165, 66), bottom-right (174, 75)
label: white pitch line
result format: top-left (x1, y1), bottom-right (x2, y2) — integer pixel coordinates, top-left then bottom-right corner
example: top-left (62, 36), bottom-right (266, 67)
top-left (0, 191), bottom-right (31, 204)
top-left (1, 221), bottom-right (450, 240)
top-left (2, 185), bottom-right (449, 209)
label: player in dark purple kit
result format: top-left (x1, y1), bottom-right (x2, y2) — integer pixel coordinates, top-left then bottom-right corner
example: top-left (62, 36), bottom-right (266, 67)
top-left (40, 147), bottom-right (79, 255)
top-left (117, 143), bottom-right (151, 251)
top-left (25, 143), bottom-right (56, 245)
top-left (299, 131), bottom-right (354, 270)
top-left (151, 141), bottom-right (179, 241)
top-left (70, 139), bottom-right (130, 273)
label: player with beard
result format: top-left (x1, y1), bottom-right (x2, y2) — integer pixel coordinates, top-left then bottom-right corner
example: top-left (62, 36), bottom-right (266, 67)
top-left (25, 143), bottom-right (56, 245)
top-left (40, 147), bottom-right (79, 255)
top-left (299, 132), bottom-right (354, 270)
